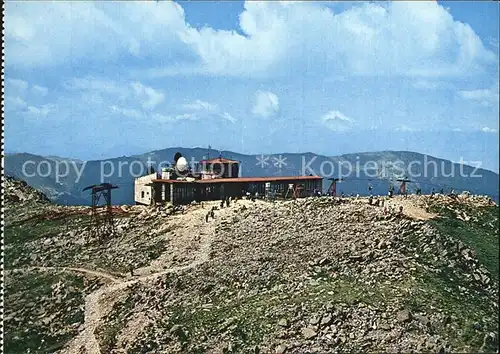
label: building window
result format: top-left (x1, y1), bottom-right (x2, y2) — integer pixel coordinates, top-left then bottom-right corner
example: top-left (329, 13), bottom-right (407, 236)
top-left (141, 191), bottom-right (145, 198)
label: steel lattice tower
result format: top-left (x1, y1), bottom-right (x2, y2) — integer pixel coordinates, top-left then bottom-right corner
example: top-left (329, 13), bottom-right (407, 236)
top-left (83, 183), bottom-right (119, 241)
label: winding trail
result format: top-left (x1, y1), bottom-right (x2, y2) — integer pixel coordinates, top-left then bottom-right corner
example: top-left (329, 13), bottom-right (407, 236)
top-left (6, 266), bottom-right (122, 284)
top-left (7, 197), bottom-right (436, 353)
top-left (58, 201), bottom-right (235, 354)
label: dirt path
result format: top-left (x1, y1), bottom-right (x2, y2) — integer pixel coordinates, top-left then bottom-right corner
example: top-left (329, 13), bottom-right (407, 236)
top-left (60, 201), bottom-right (240, 354)
top-left (387, 197), bottom-right (437, 221)
top-left (6, 266), bottom-right (122, 284)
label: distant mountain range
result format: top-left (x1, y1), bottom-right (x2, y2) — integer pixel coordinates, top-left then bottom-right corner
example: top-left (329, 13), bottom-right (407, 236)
top-left (5, 148), bottom-right (499, 205)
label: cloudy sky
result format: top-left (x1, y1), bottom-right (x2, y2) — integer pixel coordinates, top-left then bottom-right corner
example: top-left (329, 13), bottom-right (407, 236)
top-left (4, 1), bottom-right (499, 170)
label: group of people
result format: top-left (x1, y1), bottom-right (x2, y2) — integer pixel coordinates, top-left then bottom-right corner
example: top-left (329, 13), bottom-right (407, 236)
top-left (205, 206), bottom-right (216, 223)
top-left (430, 187), bottom-right (455, 197)
top-left (367, 194), bottom-right (404, 216)
top-left (220, 196), bottom-right (232, 209)
top-left (244, 190), bottom-right (259, 202)
top-left (204, 195), bottom-right (239, 222)
top-left (384, 204), bottom-right (404, 216)
top-left (368, 195), bottom-right (384, 207)
top-left (312, 188), bottom-right (323, 197)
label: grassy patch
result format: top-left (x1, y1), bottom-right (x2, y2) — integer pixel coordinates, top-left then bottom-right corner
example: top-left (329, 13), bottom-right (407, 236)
top-left (4, 271), bottom-right (86, 354)
top-left (403, 202), bottom-right (499, 352)
top-left (4, 208), bottom-right (166, 273)
top-left (96, 293), bottom-right (138, 352)
top-left (404, 267), bottom-right (497, 352)
top-left (138, 274), bottom-right (396, 352)
top-left (4, 214), bottom-right (91, 269)
top-left (5, 217), bottom-right (72, 245)
top-left (428, 203), bottom-right (499, 281)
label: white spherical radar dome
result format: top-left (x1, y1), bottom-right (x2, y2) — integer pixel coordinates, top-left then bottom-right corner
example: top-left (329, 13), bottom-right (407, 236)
top-left (176, 156), bottom-right (188, 172)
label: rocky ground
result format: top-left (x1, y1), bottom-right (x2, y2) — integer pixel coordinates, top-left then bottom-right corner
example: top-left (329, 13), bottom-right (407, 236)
top-left (4, 270), bottom-right (106, 353)
top-left (3, 176), bottom-right (499, 353)
top-left (97, 196), bottom-right (498, 354)
top-left (4, 176), bottom-right (52, 205)
top-left (4, 176), bottom-right (205, 275)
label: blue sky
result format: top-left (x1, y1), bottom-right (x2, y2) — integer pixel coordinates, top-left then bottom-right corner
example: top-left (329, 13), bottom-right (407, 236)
top-left (4, 1), bottom-right (499, 171)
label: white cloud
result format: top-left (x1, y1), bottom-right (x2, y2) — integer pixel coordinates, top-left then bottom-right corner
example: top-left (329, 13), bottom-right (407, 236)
top-left (26, 104), bottom-right (56, 118)
top-left (65, 77), bottom-right (166, 110)
top-left (153, 112), bottom-right (198, 122)
top-left (395, 124), bottom-right (419, 132)
top-left (5, 79), bottom-right (49, 101)
top-left (110, 105), bottom-right (144, 119)
top-left (182, 100), bottom-right (218, 112)
top-left (181, 99), bottom-right (236, 123)
top-left (413, 80), bottom-right (454, 90)
top-left (131, 82), bottom-right (165, 110)
top-left (221, 112), bottom-right (236, 123)
top-left (489, 37), bottom-right (499, 49)
top-left (321, 110), bottom-right (355, 132)
top-left (5, 79), bottom-right (53, 116)
top-left (32, 85), bottom-right (49, 96)
top-left (64, 77), bottom-right (128, 96)
top-left (157, 1), bottom-right (496, 78)
top-left (252, 90), bottom-right (279, 118)
top-left (458, 83), bottom-right (499, 107)
top-left (5, 1), bottom-right (181, 67)
top-left (481, 127), bottom-right (498, 133)
top-left (7, 78), bottom-right (29, 91)
top-left (4, 96), bottom-right (28, 111)
top-left (6, 1), bottom-right (496, 78)
top-left (110, 97), bottom-right (236, 124)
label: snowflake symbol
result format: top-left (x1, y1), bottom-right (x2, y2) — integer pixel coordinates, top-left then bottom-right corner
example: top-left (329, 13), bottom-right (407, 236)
top-left (273, 155), bottom-right (287, 169)
top-left (256, 154), bottom-right (270, 168)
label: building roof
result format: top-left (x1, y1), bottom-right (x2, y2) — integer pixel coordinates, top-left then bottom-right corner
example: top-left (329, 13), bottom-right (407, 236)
top-left (199, 157), bottom-right (239, 164)
top-left (150, 179), bottom-right (198, 184)
top-left (152, 175), bottom-right (322, 184)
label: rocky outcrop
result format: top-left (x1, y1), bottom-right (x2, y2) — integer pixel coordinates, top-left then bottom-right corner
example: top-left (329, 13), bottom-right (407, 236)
top-left (4, 180), bottom-right (498, 353)
top-left (96, 197), bottom-right (498, 353)
top-left (5, 175), bottom-right (51, 205)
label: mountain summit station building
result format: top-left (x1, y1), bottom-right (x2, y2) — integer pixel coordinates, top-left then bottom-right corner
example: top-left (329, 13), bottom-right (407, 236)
top-left (134, 157), bottom-right (323, 205)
